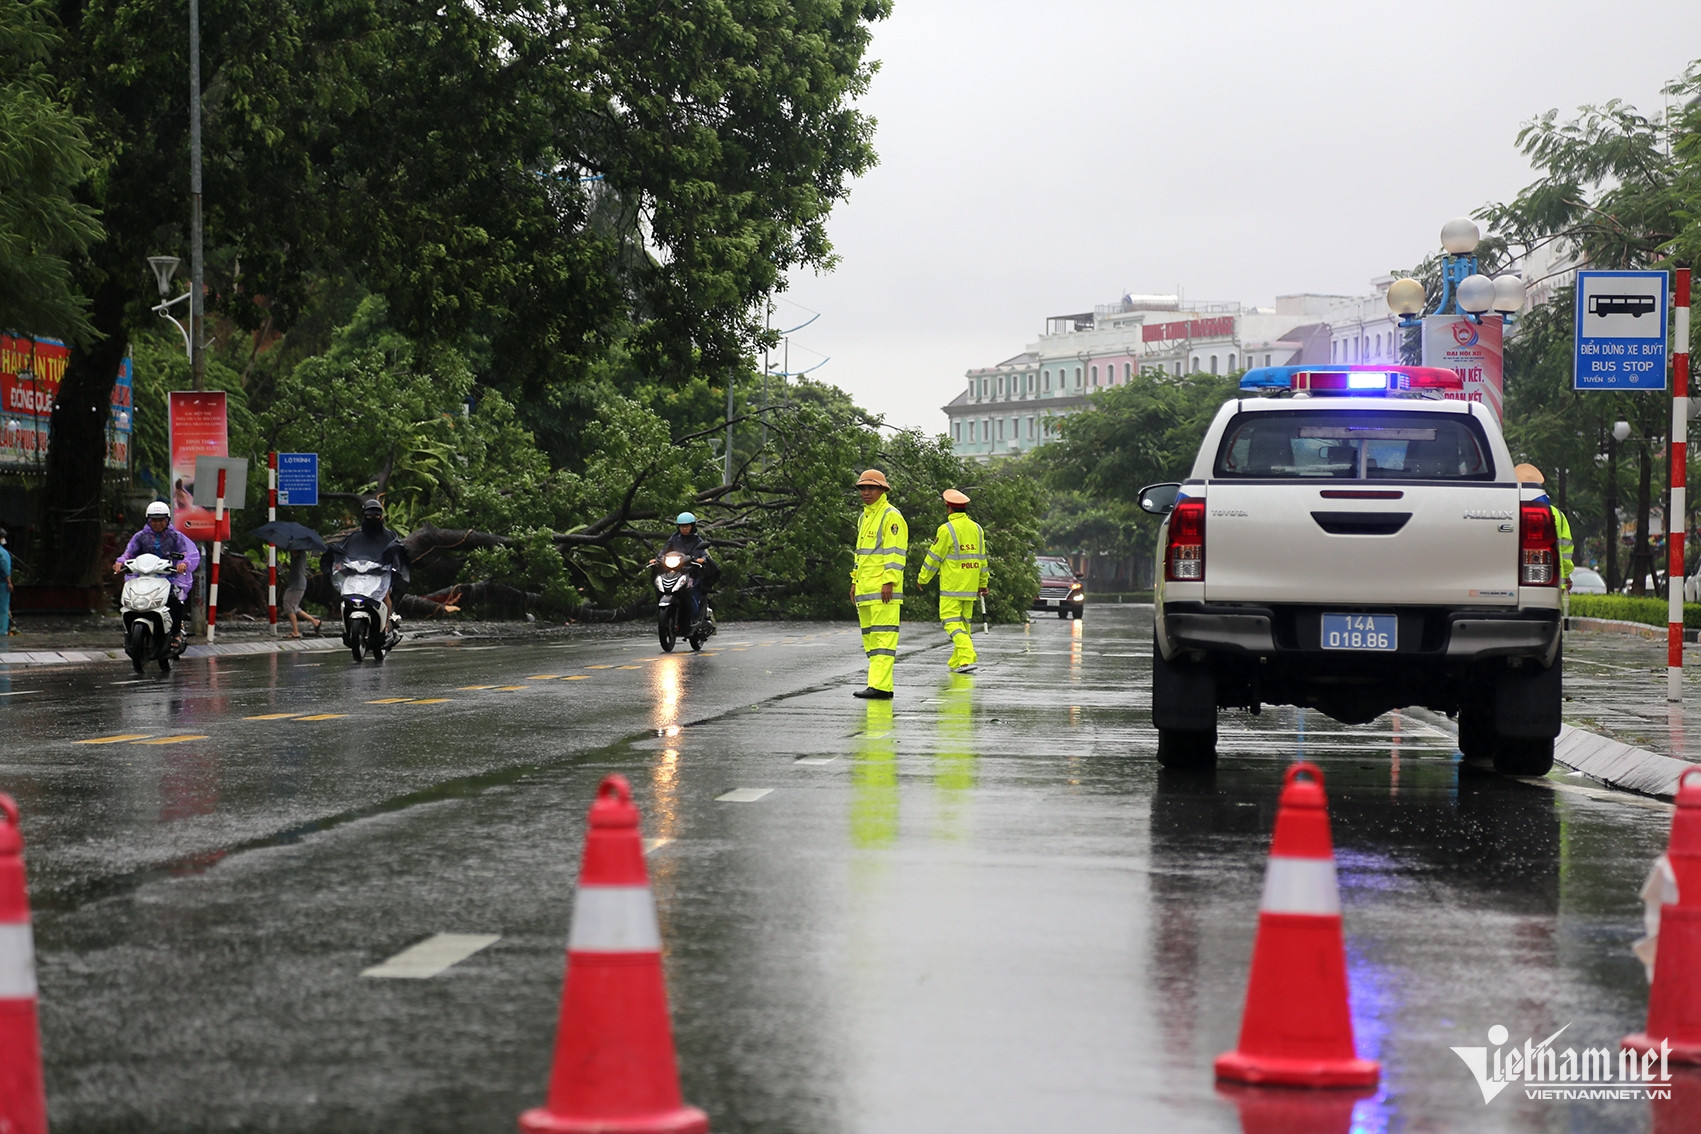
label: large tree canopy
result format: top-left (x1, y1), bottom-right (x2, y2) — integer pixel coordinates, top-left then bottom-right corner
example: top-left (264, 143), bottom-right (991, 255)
top-left (37, 0), bottom-right (890, 582)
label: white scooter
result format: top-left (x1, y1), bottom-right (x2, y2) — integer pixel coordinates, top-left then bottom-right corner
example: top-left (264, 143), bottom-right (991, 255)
top-left (333, 558), bottom-right (401, 662)
top-left (120, 553), bottom-right (188, 674)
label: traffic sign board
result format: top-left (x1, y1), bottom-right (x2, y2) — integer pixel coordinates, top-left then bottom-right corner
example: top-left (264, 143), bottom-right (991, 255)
top-left (1575, 270), bottom-right (1669, 390)
top-left (277, 452), bottom-right (319, 506)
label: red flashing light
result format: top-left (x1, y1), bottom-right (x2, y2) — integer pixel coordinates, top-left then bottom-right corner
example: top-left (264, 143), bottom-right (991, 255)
top-left (1290, 366), bottom-right (1465, 395)
top-left (1166, 498), bottom-right (1205, 582)
top-left (1520, 502), bottom-right (1558, 586)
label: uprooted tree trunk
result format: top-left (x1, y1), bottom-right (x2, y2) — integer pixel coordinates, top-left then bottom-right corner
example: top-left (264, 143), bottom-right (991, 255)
top-left (399, 579), bottom-right (538, 619)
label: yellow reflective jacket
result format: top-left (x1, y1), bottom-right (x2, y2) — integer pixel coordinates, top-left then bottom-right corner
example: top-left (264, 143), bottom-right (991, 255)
top-left (1552, 505), bottom-right (1574, 583)
top-left (852, 493), bottom-right (907, 604)
top-left (918, 512), bottom-right (989, 599)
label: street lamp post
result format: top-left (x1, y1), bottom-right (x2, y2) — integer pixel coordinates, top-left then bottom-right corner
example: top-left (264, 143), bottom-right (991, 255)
top-left (148, 256), bottom-right (191, 359)
top-left (1387, 218), bottom-right (1525, 328)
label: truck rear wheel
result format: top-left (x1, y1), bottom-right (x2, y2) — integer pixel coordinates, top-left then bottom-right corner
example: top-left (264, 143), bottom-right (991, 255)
top-left (1156, 726), bottom-right (1217, 770)
top-left (1492, 736), bottom-right (1554, 777)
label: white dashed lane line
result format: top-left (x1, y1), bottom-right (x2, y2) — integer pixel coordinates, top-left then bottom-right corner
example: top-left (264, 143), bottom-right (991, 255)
top-left (793, 757), bottom-right (837, 766)
top-left (361, 933), bottom-right (502, 979)
top-left (715, 788), bottom-right (774, 802)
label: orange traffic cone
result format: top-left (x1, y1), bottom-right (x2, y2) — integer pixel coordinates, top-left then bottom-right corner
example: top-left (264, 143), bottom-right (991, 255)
top-left (1624, 768), bottom-right (1701, 1065)
top-left (520, 775), bottom-right (709, 1134)
top-left (1215, 763), bottom-right (1379, 1088)
top-left (0, 793), bottom-right (47, 1134)
top-left (1216, 1082), bottom-right (1374, 1134)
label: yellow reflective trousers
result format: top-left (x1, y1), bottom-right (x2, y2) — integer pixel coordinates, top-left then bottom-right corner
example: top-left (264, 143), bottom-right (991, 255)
top-left (938, 597), bottom-right (978, 669)
top-left (852, 494), bottom-right (907, 692)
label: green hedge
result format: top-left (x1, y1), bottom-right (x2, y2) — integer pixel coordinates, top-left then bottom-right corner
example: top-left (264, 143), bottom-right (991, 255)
top-left (1569, 593), bottom-right (1701, 630)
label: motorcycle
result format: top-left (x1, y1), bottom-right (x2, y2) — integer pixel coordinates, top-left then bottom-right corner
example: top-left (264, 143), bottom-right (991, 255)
top-left (333, 558), bottom-right (401, 662)
top-left (120, 553), bottom-right (188, 674)
top-left (654, 551), bottom-right (716, 653)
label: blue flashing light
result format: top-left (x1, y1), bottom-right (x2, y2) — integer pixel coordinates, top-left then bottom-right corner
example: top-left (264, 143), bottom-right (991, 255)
top-left (1238, 365), bottom-right (1352, 391)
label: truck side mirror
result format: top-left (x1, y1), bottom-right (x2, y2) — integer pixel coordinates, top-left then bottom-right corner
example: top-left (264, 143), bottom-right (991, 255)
top-left (1138, 482), bottom-right (1182, 515)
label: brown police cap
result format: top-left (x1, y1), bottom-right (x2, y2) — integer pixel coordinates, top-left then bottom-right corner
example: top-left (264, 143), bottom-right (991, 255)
top-left (942, 489), bottom-right (970, 506)
top-left (856, 469), bottom-right (890, 489)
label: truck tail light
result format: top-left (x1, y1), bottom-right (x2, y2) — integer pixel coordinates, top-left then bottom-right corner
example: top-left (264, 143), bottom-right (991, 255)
top-left (1520, 502), bottom-right (1557, 586)
top-left (1166, 498), bottom-right (1206, 582)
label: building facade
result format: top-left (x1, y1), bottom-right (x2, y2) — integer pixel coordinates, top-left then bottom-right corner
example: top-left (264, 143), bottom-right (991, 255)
top-left (945, 293), bottom-right (1343, 459)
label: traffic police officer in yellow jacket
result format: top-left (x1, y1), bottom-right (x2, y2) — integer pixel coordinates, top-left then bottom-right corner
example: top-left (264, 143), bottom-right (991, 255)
top-left (917, 488), bottom-right (989, 673)
top-left (851, 469), bottom-right (907, 699)
top-left (1515, 463), bottom-right (1574, 586)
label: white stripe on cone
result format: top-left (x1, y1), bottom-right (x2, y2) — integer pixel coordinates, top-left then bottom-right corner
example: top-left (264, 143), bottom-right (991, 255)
top-left (1259, 856), bottom-right (1341, 916)
top-left (567, 886), bottom-right (662, 952)
top-left (0, 922), bottom-right (37, 998)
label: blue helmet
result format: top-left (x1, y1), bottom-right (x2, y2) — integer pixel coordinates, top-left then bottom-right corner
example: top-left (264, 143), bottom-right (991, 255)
top-left (676, 512), bottom-right (697, 525)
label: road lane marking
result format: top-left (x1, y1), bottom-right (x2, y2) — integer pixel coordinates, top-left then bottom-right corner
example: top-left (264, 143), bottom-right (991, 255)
top-left (107, 681), bottom-right (150, 687)
top-left (361, 933), bottom-right (501, 979)
top-left (245, 712), bottom-right (306, 720)
top-left (367, 697), bottom-right (415, 704)
top-left (715, 788), bottom-right (773, 802)
top-left (616, 665), bottom-right (642, 670)
top-left (77, 733), bottom-right (153, 745)
top-left (458, 685), bottom-right (496, 690)
top-left (408, 698), bottom-right (451, 705)
top-left (133, 734), bottom-right (210, 746)
top-left (492, 685), bottom-right (529, 692)
top-left (528, 674), bottom-right (562, 680)
top-left (564, 675), bottom-right (589, 680)
top-left (586, 665), bottom-right (614, 669)
top-left (793, 757), bottom-right (837, 766)
top-left (643, 838), bottom-right (673, 854)
top-left (294, 714), bottom-right (348, 721)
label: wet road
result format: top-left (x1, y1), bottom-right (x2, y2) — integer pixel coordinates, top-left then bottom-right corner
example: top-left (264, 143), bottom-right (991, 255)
top-left (2, 609), bottom-right (1690, 1132)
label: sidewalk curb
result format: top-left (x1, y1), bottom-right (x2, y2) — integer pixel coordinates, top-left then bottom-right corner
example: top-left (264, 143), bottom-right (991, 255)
top-left (1, 636), bottom-right (349, 667)
top-left (1569, 616), bottom-right (1701, 643)
top-left (1552, 723), bottom-right (1698, 800)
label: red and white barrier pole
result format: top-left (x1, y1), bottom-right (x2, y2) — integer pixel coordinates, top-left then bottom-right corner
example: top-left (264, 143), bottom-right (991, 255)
top-left (1671, 269), bottom-right (1692, 702)
top-left (267, 451), bottom-right (278, 635)
top-left (207, 466), bottom-right (226, 645)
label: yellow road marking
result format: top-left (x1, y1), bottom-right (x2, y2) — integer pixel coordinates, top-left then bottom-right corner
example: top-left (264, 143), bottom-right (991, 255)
top-left (564, 675), bottom-right (589, 680)
top-left (294, 713), bottom-right (348, 721)
top-left (458, 685), bottom-right (496, 691)
top-left (134, 734), bottom-right (210, 745)
top-left (493, 685), bottom-right (529, 692)
top-left (528, 674), bottom-right (562, 680)
top-left (616, 665), bottom-right (641, 670)
top-left (367, 698), bottom-right (415, 705)
top-left (245, 712), bottom-right (306, 720)
top-left (77, 733), bottom-right (152, 745)
top-left (409, 698), bottom-right (452, 705)
top-left (586, 665), bottom-right (614, 670)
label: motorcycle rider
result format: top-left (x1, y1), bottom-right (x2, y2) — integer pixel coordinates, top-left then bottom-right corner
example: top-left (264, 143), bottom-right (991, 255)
top-left (113, 501), bottom-right (200, 647)
top-left (329, 499), bottom-right (410, 624)
top-left (652, 512), bottom-right (719, 627)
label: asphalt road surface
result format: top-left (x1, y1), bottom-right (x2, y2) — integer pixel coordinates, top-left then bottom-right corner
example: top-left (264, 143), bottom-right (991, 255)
top-left (2, 608), bottom-right (1692, 1132)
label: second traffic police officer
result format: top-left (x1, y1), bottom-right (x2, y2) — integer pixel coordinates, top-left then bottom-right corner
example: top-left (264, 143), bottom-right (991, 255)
top-left (1514, 463), bottom-right (1574, 586)
top-left (851, 468), bottom-right (907, 699)
top-left (917, 488), bottom-right (988, 673)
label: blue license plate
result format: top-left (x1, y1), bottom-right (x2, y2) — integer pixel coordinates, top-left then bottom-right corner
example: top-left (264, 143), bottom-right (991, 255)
top-left (1321, 613), bottom-right (1397, 651)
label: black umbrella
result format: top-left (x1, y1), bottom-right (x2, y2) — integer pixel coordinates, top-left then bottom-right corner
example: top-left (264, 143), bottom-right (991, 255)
top-left (248, 521), bottom-right (327, 552)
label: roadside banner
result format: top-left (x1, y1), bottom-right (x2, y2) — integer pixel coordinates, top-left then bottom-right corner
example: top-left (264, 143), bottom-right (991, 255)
top-left (0, 334), bottom-right (133, 470)
top-left (168, 391), bottom-right (228, 540)
top-left (1422, 315), bottom-right (1505, 422)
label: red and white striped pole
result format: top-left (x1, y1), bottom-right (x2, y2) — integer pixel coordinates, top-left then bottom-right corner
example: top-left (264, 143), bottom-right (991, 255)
top-left (1671, 269), bottom-right (1692, 702)
top-left (0, 794), bottom-right (47, 1134)
top-left (207, 466), bottom-right (226, 645)
top-left (267, 451), bottom-right (278, 635)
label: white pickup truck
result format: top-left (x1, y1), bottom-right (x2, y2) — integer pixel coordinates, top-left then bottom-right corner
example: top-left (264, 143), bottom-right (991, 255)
top-left (1138, 366), bottom-right (1563, 774)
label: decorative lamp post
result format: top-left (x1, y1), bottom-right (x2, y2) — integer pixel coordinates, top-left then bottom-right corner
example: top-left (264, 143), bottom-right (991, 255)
top-left (1388, 218), bottom-right (1526, 326)
top-left (148, 256), bottom-right (192, 360)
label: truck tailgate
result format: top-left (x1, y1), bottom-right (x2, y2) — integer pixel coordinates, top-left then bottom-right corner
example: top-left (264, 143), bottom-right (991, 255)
top-left (1202, 483), bottom-right (1521, 606)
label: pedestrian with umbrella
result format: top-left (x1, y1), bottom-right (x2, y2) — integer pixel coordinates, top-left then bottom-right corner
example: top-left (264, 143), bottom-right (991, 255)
top-left (249, 522), bottom-right (327, 638)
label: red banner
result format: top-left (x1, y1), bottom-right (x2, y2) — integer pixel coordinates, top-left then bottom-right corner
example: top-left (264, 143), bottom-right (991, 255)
top-left (1143, 315), bottom-right (1235, 343)
top-left (0, 334), bottom-right (133, 470)
top-left (169, 391), bottom-right (229, 540)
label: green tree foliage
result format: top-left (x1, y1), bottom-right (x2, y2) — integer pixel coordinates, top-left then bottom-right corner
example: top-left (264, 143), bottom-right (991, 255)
top-left (37, 0), bottom-right (891, 582)
top-left (0, 0), bottom-right (101, 339)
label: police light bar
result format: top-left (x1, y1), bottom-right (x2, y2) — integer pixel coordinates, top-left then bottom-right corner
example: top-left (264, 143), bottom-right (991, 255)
top-left (1240, 365), bottom-right (1464, 395)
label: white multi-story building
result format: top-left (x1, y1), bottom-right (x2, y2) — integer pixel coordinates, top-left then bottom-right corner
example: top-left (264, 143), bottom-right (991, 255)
top-left (945, 293), bottom-right (1340, 459)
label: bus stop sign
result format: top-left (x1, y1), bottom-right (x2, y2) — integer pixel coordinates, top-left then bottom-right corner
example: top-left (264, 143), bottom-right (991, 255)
top-left (1575, 270), bottom-right (1669, 390)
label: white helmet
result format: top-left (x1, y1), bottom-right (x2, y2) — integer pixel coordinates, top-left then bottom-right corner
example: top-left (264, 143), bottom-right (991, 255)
top-left (145, 501), bottom-right (171, 519)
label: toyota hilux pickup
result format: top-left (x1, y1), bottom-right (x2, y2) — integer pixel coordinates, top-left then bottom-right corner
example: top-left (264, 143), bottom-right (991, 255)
top-left (1138, 366), bottom-right (1562, 774)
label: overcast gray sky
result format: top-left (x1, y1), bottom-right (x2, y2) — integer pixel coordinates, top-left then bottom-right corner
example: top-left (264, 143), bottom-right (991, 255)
top-left (780, 0), bottom-right (1701, 433)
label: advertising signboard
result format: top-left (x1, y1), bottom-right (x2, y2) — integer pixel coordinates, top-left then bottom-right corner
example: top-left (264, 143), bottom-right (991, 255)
top-left (1574, 270), bottom-right (1668, 390)
top-left (1422, 314), bottom-right (1505, 421)
top-left (0, 334), bottom-right (134, 470)
top-left (168, 391), bottom-right (228, 540)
